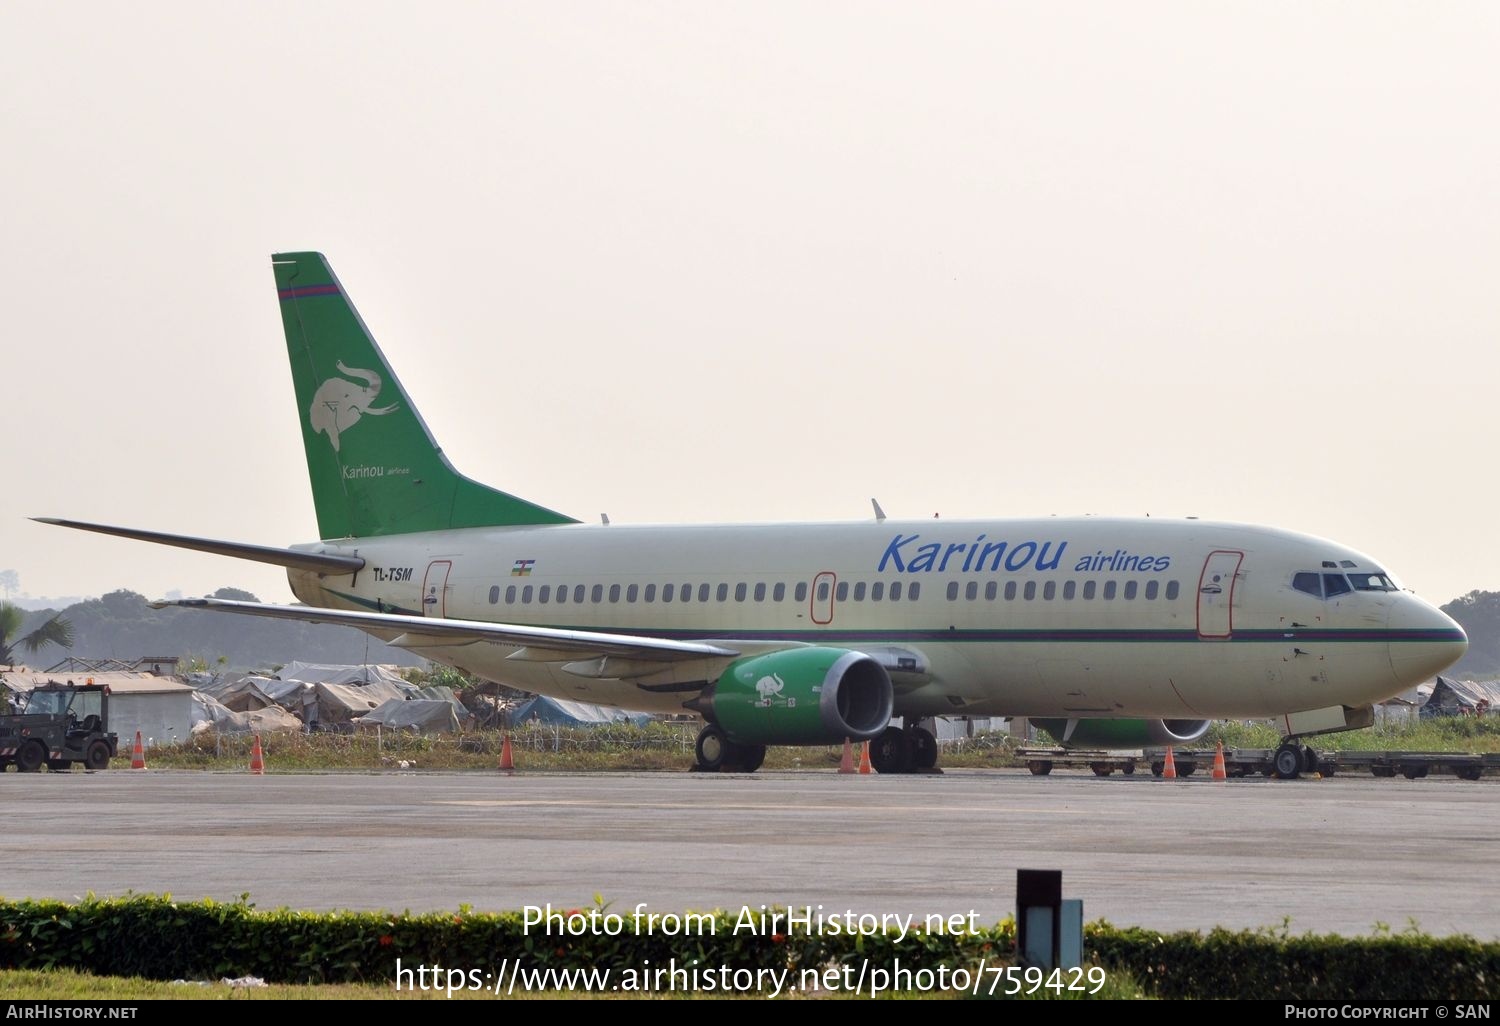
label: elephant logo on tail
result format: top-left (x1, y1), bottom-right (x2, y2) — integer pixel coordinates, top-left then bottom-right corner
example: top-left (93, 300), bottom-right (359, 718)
top-left (309, 362), bottom-right (399, 453)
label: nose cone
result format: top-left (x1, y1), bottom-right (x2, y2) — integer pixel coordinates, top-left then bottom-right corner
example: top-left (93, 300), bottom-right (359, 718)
top-left (1388, 595), bottom-right (1468, 687)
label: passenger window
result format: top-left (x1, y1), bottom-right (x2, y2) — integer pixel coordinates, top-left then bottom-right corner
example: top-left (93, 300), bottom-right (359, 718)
top-left (626, 584), bottom-right (638, 603)
top-left (1024, 581), bottom-right (1036, 600)
top-left (871, 582), bottom-right (884, 601)
top-left (557, 585), bottom-right (568, 604)
top-left (985, 581), bottom-right (997, 600)
top-left (773, 583), bottom-right (786, 602)
top-left (573, 585), bottom-right (585, 603)
top-left (1063, 581), bottom-right (1076, 600)
top-left (890, 582), bottom-right (903, 601)
top-left (1165, 581), bottom-right (1179, 600)
top-left (488, 585), bottom-right (500, 604)
top-left (1103, 581), bottom-right (1117, 600)
top-left (816, 581), bottom-right (830, 601)
top-left (795, 582), bottom-right (808, 602)
top-left (734, 582), bottom-right (747, 602)
top-left (644, 584), bottom-right (656, 603)
top-left (1005, 582), bottom-right (1017, 601)
top-left (1124, 581), bottom-right (1138, 600)
top-left (1043, 581), bottom-right (1056, 600)
top-left (1145, 580), bottom-right (1159, 600)
top-left (754, 583), bottom-right (766, 602)
top-left (663, 583), bottom-right (675, 603)
top-left (947, 581), bottom-right (960, 601)
top-left (539, 585), bottom-right (551, 603)
top-left (1323, 574), bottom-right (1352, 598)
top-left (1083, 581), bottom-right (1096, 600)
top-left (698, 583), bottom-right (710, 602)
top-left (909, 582), bottom-right (920, 600)
top-left (1292, 573), bottom-right (1322, 598)
top-left (681, 584), bottom-right (693, 603)
top-left (592, 584), bottom-right (604, 603)
top-left (505, 585), bottom-right (517, 604)
top-left (966, 581), bottom-right (979, 601)
top-left (835, 581), bottom-right (848, 601)
top-left (715, 583), bottom-right (728, 602)
top-left (609, 584), bottom-right (621, 603)
top-left (522, 585), bottom-right (534, 603)
top-left (853, 582), bottom-right (866, 601)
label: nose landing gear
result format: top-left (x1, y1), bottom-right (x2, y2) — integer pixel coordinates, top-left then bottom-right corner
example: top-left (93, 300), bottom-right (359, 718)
top-left (1273, 740), bottom-right (1319, 779)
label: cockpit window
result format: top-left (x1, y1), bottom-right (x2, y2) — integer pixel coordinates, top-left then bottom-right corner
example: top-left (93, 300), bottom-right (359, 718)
top-left (1295, 569), bottom-right (1397, 598)
top-left (1323, 573), bottom-right (1352, 597)
top-left (1348, 572), bottom-right (1398, 592)
top-left (1293, 572), bottom-right (1322, 598)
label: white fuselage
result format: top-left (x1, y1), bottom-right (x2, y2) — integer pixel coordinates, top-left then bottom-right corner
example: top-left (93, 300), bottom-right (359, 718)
top-left (287, 516), bottom-right (1465, 721)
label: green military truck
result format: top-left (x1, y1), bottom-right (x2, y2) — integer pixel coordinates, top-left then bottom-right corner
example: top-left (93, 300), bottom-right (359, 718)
top-left (0, 681), bottom-right (118, 772)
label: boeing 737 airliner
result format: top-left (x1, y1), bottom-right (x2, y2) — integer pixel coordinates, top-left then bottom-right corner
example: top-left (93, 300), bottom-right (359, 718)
top-left (38, 252), bottom-right (1468, 777)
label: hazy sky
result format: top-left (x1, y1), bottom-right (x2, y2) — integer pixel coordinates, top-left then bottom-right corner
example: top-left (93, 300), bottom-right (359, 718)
top-left (2, 2), bottom-right (1496, 608)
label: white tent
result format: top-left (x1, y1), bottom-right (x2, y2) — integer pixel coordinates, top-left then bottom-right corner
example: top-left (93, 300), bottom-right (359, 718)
top-left (358, 699), bottom-right (462, 735)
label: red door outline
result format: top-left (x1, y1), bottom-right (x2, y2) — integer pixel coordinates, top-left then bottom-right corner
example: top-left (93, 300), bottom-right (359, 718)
top-left (1196, 550), bottom-right (1243, 639)
top-left (811, 571), bottom-right (837, 625)
top-left (422, 560), bottom-right (452, 618)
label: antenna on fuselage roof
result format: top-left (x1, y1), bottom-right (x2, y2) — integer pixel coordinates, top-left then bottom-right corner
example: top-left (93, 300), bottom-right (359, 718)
top-left (871, 498), bottom-right (887, 522)
top-left (601, 513), bottom-right (611, 525)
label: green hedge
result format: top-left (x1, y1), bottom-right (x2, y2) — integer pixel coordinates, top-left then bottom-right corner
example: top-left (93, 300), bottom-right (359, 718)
top-left (0, 895), bottom-right (1495, 999)
top-left (1087, 923), bottom-right (1500, 1001)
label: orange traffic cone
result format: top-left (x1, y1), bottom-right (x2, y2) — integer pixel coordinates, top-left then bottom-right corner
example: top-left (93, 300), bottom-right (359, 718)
top-left (838, 738), bottom-right (856, 774)
top-left (859, 741), bottom-right (873, 775)
top-left (499, 734), bottom-right (515, 772)
top-left (249, 734), bottom-right (265, 775)
top-left (1211, 741), bottom-right (1228, 780)
top-left (130, 731), bottom-right (146, 770)
top-left (1162, 746), bottom-right (1178, 779)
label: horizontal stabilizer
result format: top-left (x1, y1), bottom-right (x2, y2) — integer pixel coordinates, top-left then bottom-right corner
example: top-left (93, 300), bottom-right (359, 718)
top-left (33, 518), bottom-right (365, 575)
top-left (155, 597), bottom-right (740, 663)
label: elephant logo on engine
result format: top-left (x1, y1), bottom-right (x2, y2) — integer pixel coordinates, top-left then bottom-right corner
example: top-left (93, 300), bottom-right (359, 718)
top-left (755, 673), bottom-right (785, 706)
top-left (309, 362), bottom-right (399, 453)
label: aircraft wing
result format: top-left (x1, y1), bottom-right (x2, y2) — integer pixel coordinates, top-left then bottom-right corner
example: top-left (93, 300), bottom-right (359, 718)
top-left (155, 597), bottom-right (740, 663)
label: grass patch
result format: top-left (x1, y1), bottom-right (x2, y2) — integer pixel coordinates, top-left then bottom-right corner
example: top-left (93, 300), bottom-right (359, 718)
top-left (97, 717), bottom-right (1499, 774)
top-left (109, 725), bottom-right (1030, 772)
top-left (1207, 717), bottom-right (1500, 753)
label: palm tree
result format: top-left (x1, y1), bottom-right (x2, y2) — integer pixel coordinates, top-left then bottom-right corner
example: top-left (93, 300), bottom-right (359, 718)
top-left (0, 601), bottom-right (74, 666)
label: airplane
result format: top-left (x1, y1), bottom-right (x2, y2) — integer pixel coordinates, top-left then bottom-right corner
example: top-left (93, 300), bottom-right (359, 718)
top-left (38, 252), bottom-right (1468, 779)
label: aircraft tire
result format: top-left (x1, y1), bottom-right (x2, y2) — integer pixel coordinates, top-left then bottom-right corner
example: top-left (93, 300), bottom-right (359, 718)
top-left (694, 725), bottom-right (730, 772)
top-left (732, 744), bottom-right (766, 773)
top-left (1273, 743), bottom-right (1304, 779)
top-left (869, 726), bottom-right (912, 774)
top-left (908, 726), bottom-right (938, 770)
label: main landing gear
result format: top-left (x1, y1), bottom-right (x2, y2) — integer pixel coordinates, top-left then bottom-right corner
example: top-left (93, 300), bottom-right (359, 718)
top-left (690, 721), bottom-right (943, 774)
top-left (868, 722), bottom-right (940, 774)
top-left (1272, 740), bottom-right (1320, 779)
top-left (692, 724), bottom-right (766, 773)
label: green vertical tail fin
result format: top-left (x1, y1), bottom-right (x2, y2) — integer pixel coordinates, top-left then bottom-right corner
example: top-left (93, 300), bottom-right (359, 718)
top-left (273, 251), bottom-right (578, 539)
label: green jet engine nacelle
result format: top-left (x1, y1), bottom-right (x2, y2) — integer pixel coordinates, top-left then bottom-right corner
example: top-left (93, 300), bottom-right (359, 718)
top-left (1033, 717), bottom-right (1212, 749)
top-left (690, 647), bottom-right (894, 746)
